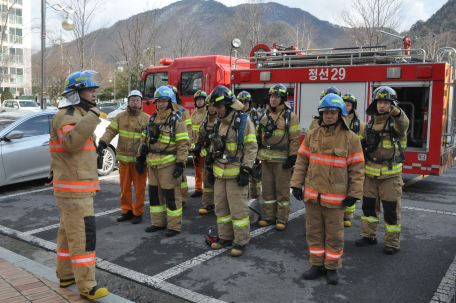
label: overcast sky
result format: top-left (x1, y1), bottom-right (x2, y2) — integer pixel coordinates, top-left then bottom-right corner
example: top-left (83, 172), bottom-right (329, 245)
top-left (31, 0), bottom-right (447, 51)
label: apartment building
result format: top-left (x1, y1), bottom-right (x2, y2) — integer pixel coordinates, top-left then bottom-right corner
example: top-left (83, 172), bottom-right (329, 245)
top-left (0, 0), bottom-right (31, 97)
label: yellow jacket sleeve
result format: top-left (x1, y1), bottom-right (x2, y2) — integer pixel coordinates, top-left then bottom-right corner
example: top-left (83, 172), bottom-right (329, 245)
top-left (241, 119), bottom-right (258, 168)
top-left (58, 111), bottom-right (100, 153)
top-left (290, 134), bottom-right (310, 188)
top-left (175, 120), bottom-right (190, 163)
top-left (288, 113), bottom-right (301, 156)
top-left (100, 115), bottom-right (119, 145)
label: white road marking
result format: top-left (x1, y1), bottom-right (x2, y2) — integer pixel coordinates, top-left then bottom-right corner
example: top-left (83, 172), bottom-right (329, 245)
top-left (403, 206), bottom-right (456, 216)
top-left (0, 223), bottom-right (226, 303)
top-left (430, 254), bottom-right (456, 303)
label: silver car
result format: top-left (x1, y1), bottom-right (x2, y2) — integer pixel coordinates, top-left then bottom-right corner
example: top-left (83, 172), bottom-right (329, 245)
top-left (0, 110), bottom-right (117, 187)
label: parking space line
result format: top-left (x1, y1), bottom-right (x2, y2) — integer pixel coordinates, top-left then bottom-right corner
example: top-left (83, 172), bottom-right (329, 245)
top-left (403, 206), bottom-right (456, 216)
top-left (0, 223), bottom-right (227, 303)
top-left (430, 254), bottom-right (456, 303)
top-left (152, 208), bottom-right (306, 281)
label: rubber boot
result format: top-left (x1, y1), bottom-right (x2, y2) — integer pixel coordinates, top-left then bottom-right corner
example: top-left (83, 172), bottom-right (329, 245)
top-left (131, 215), bottom-right (142, 224)
top-left (344, 218), bottom-right (351, 227)
top-left (166, 229), bottom-right (180, 237)
top-left (211, 239), bottom-right (233, 250)
top-left (258, 219), bottom-right (275, 227)
top-left (231, 243), bottom-right (246, 257)
top-left (145, 225), bottom-right (166, 233)
top-left (191, 190), bottom-right (203, 198)
top-left (355, 237), bottom-right (378, 247)
top-left (59, 278), bottom-right (75, 288)
top-left (117, 210), bottom-right (133, 222)
top-left (384, 246), bottom-right (400, 255)
top-left (79, 285), bottom-right (109, 300)
top-left (326, 269), bottom-right (339, 285)
top-left (275, 222), bottom-right (286, 231)
top-left (199, 204), bottom-right (215, 214)
top-left (302, 265), bottom-right (324, 280)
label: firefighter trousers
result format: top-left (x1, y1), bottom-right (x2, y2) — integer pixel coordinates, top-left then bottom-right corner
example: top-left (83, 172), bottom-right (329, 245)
top-left (262, 161), bottom-right (291, 224)
top-left (361, 175), bottom-right (403, 249)
top-left (56, 196), bottom-right (97, 293)
top-left (180, 166), bottom-right (188, 203)
top-left (119, 161), bottom-right (147, 216)
top-left (344, 204), bottom-right (355, 219)
top-left (305, 201), bottom-right (346, 270)
top-left (215, 178), bottom-right (250, 246)
top-left (148, 164), bottom-right (182, 232)
top-left (193, 155), bottom-right (203, 193)
top-left (202, 162), bottom-right (214, 207)
top-left (249, 164), bottom-right (261, 200)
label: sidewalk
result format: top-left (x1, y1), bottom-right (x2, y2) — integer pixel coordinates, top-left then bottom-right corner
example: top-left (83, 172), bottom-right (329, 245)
top-left (0, 246), bottom-right (132, 303)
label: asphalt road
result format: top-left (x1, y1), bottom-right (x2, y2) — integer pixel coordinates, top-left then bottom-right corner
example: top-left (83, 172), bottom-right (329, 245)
top-left (1, 163), bottom-right (456, 303)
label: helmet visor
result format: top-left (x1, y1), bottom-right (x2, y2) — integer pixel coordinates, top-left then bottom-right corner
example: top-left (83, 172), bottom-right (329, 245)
top-left (319, 107), bottom-right (341, 112)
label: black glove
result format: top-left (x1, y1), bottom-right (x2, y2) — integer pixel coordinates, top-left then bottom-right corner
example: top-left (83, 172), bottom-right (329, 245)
top-left (97, 140), bottom-right (107, 154)
top-left (173, 162), bottom-right (184, 178)
top-left (206, 167), bottom-right (215, 185)
top-left (237, 166), bottom-right (252, 187)
top-left (205, 152), bottom-right (214, 166)
top-left (292, 187), bottom-right (303, 201)
top-left (192, 142), bottom-right (202, 154)
top-left (342, 196), bottom-right (358, 207)
top-left (139, 144), bottom-right (149, 156)
top-left (282, 155), bottom-right (297, 169)
top-left (193, 154), bottom-right (200, 167)
top-left (135, 155), bottom-right (146, 175)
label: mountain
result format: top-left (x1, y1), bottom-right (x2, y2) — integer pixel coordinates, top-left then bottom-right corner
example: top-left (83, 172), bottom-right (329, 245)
top-left (409, 0), bottom-right (456, 37)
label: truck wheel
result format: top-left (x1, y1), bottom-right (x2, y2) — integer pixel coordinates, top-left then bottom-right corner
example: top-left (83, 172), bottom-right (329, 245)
top-left (98, 146), bottom-right (115, 176)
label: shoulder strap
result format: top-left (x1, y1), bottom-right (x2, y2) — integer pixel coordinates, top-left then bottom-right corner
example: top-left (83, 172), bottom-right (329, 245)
top-left (283, 109), bottom-right (291, 132)
top-left (150, 112), bottom-right (158, 122)
top-left (237, 112), bottom-right (249, 146)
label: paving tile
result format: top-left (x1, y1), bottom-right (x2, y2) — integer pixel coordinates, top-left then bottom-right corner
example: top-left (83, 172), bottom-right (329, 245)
top-left (32, 294), bottom-right (65, 303)
top-left (10, 278), bottom-right (40, 287)
top-left (20, 285), bottom-right (50, 296)
top-left (0, 290), bottom-right (22, 300)
top-left (2, 296), bottom-right (29, 303)
top-left (6, 274), bottom-right (36, 283)
top-left (14, 281), bottom-right (45, 291)
top-left (68, 297), bottom-right (88, 303)
top-left (25, 289), bottom-right (59, 300)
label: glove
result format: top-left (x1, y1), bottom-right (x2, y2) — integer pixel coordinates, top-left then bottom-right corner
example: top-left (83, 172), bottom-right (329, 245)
top-left (390, 105), bottom-right (401, 117)
top-left (342, 196), bottom-right (358, 207)
top-left (135, 155), bottom-right (146, 175)
top-left (205, 152), bottom-right (214, 166)
top-left (193, 154), bottom-right (200, 167)
top-left (206, 167), bottom-right (215, 185)
top-left (97, 140), bottom-right (107, 154)
top-left (173, 162), bottom-right (184, 178)
top-left (282, 155), bottom-right (297, 169)
top-left (192, 142), bottom-right (202, 154)
top-left (292, 187), bottom-right (303, 201)
top-left (237, 166), bottom-right (252, 187)
top-left (139, 144), bottom-right (149, 156)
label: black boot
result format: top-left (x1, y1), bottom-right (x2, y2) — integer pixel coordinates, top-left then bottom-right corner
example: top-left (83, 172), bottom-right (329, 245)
top-left (302, 265), bottom-right (324, 280)
top-left (384, 246), bottom-right (400, 255)
top-left (131, 215), bottom-right (142, 224)
top-left (145, 225), bottom-right (166, 233)
top-left (355, 237), bottom-right (378, 247)
top-left (326, 269), bottom-right (339, 285)
top-left (191, 190), bottom-right (203, 198)
top-left (166, 229), bottom-right (180, 237)
top-left (199, 204), bottom-right (215, 214)
top-left (117, 210), bottom-right (133, 222)
top-left (211, 239), bottom-right (233, 250)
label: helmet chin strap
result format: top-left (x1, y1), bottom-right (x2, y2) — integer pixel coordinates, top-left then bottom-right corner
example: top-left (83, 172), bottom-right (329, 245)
top-left (318, 114), bottom-right (342, 128)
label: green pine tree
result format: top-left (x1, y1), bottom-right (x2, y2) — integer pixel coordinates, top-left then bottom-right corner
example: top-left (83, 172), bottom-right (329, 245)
top-left (1, 87), bottom-right (14, 103)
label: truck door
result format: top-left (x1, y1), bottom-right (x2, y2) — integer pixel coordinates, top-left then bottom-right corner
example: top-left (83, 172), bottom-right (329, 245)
top-left (179, 69), bottom-right (206, 114)
top-left (142, 72), bottom-right (169, 116)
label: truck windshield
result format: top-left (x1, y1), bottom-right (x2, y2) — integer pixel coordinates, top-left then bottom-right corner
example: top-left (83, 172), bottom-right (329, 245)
top-left (144, 72), bottom-right (168, 99)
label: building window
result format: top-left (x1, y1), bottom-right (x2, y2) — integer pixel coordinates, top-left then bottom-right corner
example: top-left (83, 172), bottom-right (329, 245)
top-left (9, 67), bottom-right (23, 83)
top-left (9, 28), bottom-right (22, 45)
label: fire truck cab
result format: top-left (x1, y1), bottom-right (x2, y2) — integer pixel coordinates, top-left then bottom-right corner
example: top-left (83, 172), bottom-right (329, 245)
top-left (230, 45), bottom-right (456, 176)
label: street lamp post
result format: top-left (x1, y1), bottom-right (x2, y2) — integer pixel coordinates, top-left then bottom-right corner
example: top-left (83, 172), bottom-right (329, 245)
top-left (41, 1), bottom-right (75, 110)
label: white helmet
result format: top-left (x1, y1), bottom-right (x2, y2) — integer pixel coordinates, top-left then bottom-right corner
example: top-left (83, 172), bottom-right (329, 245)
top-left (128, 90), bottom-right (142, 99)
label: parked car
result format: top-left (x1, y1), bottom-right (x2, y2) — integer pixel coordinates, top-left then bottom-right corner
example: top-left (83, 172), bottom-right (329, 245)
top-left (0, 99), bottom-right (41, 112)
top-left (0, 110), bottom-right (118, 187)
top-left (106, 103), bottom-right (128, 121)
top-left (97, 101), bottom-right (125, 115)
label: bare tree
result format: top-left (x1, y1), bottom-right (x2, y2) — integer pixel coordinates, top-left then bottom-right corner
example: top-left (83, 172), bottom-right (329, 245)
top-left (286, 15), bottom-right (319, 50)
top-left (168, 7), bottom-right (205, 58)
top-left (414, 31), bottom-right (456, 61)
top-left (337, 0), bottom-right (405, 47)
top-left (58, 0), bottom-right (107, 70)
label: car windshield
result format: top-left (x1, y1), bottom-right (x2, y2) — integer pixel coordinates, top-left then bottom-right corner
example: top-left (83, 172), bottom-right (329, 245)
top-left (19, 101), bottom-right (39, 108)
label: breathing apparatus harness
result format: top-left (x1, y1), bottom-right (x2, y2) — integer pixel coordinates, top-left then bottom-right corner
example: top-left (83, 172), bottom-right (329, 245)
top-left (349, 116), bottom-right (360, 135)
top-left (141, 112), bottom-right (180, 155)
top-left (258, 108), bottom-right (291, 151)
top-left (364, 115), bottom-right (405, 169)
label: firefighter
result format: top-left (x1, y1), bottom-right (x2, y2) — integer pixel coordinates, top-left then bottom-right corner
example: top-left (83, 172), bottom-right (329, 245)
top-left (306, 86), bottom-right (341, 134)
top-left (355, 86), bottom-right (409, 254)
top-left (341, 93), bottom-right (366, 227)
top-left (168, 85), bottom-right (192, 207)
top-left (257, 84), bottom-right (300, 231)
top-left (291, 94), bottom-right (365, 285)
top-left (138, 86), bottom-right (189, 237)
top-left (206, 86), bottom-right (258, 257)
top-left (197, 100), bottom-right (218, 214)
top-left (47, 70), bottom-right (108, 300)
top-left (190, 90), bottom-right (208, 198)
top-left (98, 90), bottom-right (150, 224)
top-left (238, 90), bottom-right (261, 200)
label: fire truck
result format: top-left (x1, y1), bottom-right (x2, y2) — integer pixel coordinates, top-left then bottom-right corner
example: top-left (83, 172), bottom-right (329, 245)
top-left (140, 43), bottom-right (456, 176)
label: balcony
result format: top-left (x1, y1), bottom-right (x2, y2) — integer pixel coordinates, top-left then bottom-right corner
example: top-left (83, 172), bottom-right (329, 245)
top-left (9, 35), bottom-right (22, 45)
top-left (0, 54), bottom-right (23, 64)
top-left (10, 75), bottom-right (23, 83)
top-left (1, 13), bottom-right (22, 24)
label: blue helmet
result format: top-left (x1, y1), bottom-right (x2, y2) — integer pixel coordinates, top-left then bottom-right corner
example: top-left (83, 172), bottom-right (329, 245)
top-left (63, 70), bottom-right (100, 94)
top-left (318, 94), bottom-right (347, 116)
top-left (154, 86), bottom-right (176, 103)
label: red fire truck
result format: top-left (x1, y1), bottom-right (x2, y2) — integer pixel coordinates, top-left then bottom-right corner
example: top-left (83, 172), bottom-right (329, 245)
top-left (140, 44), bottom-right (456, 176)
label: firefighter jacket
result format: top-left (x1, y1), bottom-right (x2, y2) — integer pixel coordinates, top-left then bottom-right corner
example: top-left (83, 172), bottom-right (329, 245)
top-left (172, 103), bottom-right (192, 139)
top-left (258, 104), bottom-right (300, 162)
top-left (191, 107), bottom-right (206, 149)
top-left (291, 123), bottom-right (365, 208)
top-left (347, 109), bottom-right (366, 139)
top-left (100, 107), bottom-right (149, 164)
top-left (210, 110), bottom-right (258, 179)
top-left (199, 112), bottom-right (217, 157)
top-left (49, 106), bottom-right (101, 198)
top-left (360, 107), bottom-right (409, 179)
top-left (306, 118), bottom-right (319, 134)
top-left (139, 109), bottom-right (189, 169)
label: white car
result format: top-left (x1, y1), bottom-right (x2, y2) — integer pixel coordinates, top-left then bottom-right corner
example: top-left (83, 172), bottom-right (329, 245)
top-left (106, 103), bottom-right (128, 121)
top-left (1, 99), bottom-right (41, 112)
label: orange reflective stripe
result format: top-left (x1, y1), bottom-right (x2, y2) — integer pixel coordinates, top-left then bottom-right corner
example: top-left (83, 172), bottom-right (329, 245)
top-left (298, 145), bottom-right (310, 156)
top-left (70, 253), bottom-right (96, 266)
top-left (320, 193), bottom-right (347, 204)
top-left (80, 140), bottom-right (96, 150)
top-left (346, 152), bottom-right (364, 165)
top-left (309, 247), bottom-right (325, 256)
top-left (304, 187), bottom-right (318, 200)
top-left (53, 180), bottom-right (100, 192)
top-left (58, 125), bottom-right (75, 144)
top-left (49, 141), bottom-right (65, 152)
top-left (309, 153), bottom-right (347, 167)
top-left (56, 248), bottom-right (71, 260)
top-left (325, 250), bottom-right (343, 260)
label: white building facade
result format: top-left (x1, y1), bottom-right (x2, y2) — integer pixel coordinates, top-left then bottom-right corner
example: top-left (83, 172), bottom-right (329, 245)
top-left (0, 0), bottom-right (31, 97)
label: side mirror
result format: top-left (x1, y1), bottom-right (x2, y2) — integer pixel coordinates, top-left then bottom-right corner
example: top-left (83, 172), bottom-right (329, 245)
top-left (5, 130), bottom-right (24, 141)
